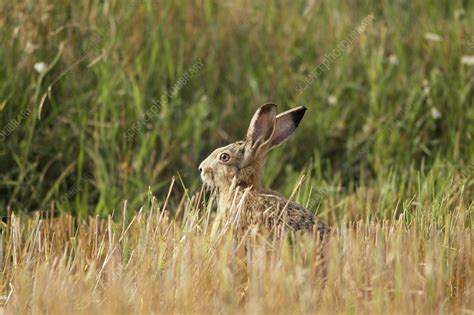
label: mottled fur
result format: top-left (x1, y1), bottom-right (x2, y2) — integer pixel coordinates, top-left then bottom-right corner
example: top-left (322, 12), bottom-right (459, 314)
top-left (199, 103), bottom-right (329, 238)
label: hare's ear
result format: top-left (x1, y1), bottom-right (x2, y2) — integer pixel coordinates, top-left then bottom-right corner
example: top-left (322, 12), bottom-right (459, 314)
top-left (267, 106), bottom-right (307, 149)
top-left (242, 103), bottom-right (277, 165)
top-left (246, 103), bottom-right (277, 149)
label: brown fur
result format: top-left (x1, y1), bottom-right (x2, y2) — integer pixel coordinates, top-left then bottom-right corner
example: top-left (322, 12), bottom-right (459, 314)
top-left (199, 104), bottom-right (329, 238)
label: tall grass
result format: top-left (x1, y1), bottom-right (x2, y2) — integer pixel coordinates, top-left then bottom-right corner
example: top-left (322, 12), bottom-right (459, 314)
top-left (0, 175), bottom-right (472, 314)
top-left (0, 1), bottom-right (473, 313)
top-left (0, 0), bottom-right (473, 215)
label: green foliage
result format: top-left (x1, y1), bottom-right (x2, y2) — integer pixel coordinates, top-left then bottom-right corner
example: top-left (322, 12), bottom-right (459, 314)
top-left (0, 0), bottom-right (473, 217)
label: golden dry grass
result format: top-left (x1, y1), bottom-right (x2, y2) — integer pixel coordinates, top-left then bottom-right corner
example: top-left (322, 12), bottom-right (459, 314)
top-left (1, 184), bottom-right (472, 314)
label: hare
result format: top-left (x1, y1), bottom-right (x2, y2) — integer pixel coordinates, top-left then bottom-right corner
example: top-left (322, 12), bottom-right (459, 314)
top-left (199, 103), bottom-right (329, 239)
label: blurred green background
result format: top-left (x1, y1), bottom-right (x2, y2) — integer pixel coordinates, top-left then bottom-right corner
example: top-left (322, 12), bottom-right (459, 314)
top-left (0, 0), bottom-right (473, 218)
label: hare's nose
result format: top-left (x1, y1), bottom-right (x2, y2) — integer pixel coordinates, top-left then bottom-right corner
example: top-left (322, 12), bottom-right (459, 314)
top-left (198, 167), bottom-right (203, 173)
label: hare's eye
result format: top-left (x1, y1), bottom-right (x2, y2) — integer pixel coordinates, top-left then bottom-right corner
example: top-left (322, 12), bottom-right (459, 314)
top-left (219, 153), bottom-right (230, 162)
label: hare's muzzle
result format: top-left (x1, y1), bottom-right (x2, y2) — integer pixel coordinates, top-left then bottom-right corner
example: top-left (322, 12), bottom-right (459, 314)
top-left (198, 161), bottom-right (205, 175)
top-left (198, 161), bottom-right (213, 184)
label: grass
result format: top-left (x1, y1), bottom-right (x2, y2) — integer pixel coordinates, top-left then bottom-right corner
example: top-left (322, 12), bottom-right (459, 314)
top-left (0, 0), bottom-right (473, 215)
top-left (0, 0), bottom-right (473, 313)
top-left (0, 176), bottom-right (472, 314)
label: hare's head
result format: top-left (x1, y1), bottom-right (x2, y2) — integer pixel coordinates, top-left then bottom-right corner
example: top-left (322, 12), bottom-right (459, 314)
top-left (199, 103), bottom-right (306, 192)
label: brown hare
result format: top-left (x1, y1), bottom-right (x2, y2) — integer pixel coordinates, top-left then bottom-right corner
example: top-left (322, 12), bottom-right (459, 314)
top-left (199, 103), bottom-right (329, 239)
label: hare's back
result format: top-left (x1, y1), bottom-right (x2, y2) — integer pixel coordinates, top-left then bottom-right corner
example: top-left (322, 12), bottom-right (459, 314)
top-left (254, 190), bottom-right (328, 235)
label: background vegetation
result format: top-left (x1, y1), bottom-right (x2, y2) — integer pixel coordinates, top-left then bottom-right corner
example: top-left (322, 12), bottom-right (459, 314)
top-left (1, 0), bottom-right (472, 217)
top-left (0, 0), bottom-right (473, 313)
